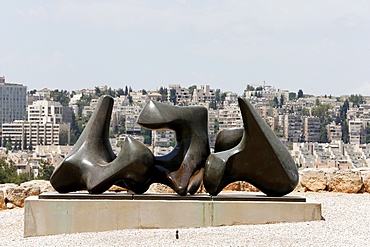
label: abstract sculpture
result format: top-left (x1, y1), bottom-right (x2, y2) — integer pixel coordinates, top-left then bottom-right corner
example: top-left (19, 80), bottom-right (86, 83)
top-left (203, 97), bottom-right (299, 196)
top-left (50, 95), bottom-right (298, 197)
top-left (50, 96), bottom-right (155, 194)
top-left (137, 101), bottom-right (210, 195)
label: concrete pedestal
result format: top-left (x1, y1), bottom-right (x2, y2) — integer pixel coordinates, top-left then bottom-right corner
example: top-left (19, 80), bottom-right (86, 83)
top-left (24, 193), bottom-right (322, 237)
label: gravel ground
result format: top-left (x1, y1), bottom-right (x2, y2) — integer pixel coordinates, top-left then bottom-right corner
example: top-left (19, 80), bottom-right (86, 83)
top-left (1, 192), bottom-right (370, 247)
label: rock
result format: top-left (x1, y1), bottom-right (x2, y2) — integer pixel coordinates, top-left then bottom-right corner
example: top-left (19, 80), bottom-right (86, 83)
top-left (6, 186), bottom-right (28, 208)
top-left (328, 170), bottom-right (363, 193)
top-left (362, 173), bottom-right (370, 193)
top-left (241, 182), bottom-right (260, 192)
top-left (223, 182), bottom-right (241, 191)
top-left (147, 183), bottom-right (175, 193)
top-left (0, 190), bottom-right (6, 210)
top-left (300, 170), bottom-right (327, 192)
top-left (6, 202), bottom-right (16, 209)
top-left (108, 185), bottom-right (128, 192)
top-left (20, 180), bottom-right (55, 193)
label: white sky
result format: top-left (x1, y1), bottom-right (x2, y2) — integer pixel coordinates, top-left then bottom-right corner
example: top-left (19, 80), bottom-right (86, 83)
top-left (1, 1), bottom-right (370, 96)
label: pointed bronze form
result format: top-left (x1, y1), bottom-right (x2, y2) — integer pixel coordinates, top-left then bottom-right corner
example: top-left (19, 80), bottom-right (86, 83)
top-left (204, 97), bottom-right (299, 197)
top-left (137, 101), bottom-right (210, 196)
top-left (50, 96), bottom-right (155, 194)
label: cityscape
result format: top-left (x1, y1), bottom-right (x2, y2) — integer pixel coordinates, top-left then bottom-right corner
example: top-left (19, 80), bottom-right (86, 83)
top-left (1, 75), bottom-right (370, 180)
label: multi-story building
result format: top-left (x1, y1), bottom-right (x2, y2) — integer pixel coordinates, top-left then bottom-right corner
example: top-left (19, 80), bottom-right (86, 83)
top-left (1, 120), bottom-right (66, 149)
top-left (168, 84), bottom-right (191, 105)
top-left (283, 114), bottom-right (303, 143)
top-left (348, 120), bottom-right (364, 144)
top-left (192, 85), bottom-right (215, 103)
top-left (28, 100), bottom-right (64, 124)
top-left (217, 104), bottom-right (242, 130)
top-left (327, 123), bottom-right (342, 142)
top-left (0, 77), bottom-right (27, 127)
top-left (303, 117), bottom-right (321, 142)
top-left (153, 130), bottom-right (176, 147)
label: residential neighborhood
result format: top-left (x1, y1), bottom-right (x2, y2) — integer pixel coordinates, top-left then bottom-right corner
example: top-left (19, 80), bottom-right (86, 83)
top-left (1, 75), bottom-right (370, 181)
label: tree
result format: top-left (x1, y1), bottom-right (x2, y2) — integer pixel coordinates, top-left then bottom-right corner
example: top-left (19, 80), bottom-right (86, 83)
top-left (342, 120), bottom-right (349, 143)
top-left (124, 86), bottom-right (129, 96)
top-left (246, 85), bottom-right (255, 91)
top-left (158, 87), bottom-right (168, 102)
top-left (37, 161), bottom-right (55, 180)
top-left (348, 94), bottom-right (365, 107)
top-left (297, 89), bottom-right (304, 99)
top-left (141, 128), bottom-right (152, 145)
top-left (279, 95), bottom-right (284, 108)
top-left (289, 92), bottom-right (296, 101)
top-left (116, 88), bottom-right (124, 97)
top-left (50, 89), bottom-right (70, 106)
top-left (169, 88), bottom-right (177, 105)
top-left (301, 107), bottom-right (310, 116)
top-left (188, 85), bottom-right (197, 96)
top-left (141, 89), bottom-right (147, 95)
top-left (271, 97), bottom-right (279, 108)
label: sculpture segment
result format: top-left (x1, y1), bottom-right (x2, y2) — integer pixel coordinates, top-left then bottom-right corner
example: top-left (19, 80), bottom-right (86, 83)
top-left (137, 101), bottom-right (210, 195)
top-left (50, 96), bottom-right (155, 194)
top-left (203, 97), bottom-right (299, 196)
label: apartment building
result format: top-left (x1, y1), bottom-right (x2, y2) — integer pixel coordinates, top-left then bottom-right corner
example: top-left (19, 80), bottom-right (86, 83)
top-left (2, 121), bottom-right (62, 149)
top-left (168, 84), bottom-right (191, 104)
top-left (217, 104), bottom-right (243, 130)
top-left (327, 123), bottom-right (342, 142)
top-left (303, 117), bottom-right (321, 142)
top-left (192, 85), bottom-right (216, 103)
top-left (0, 77), bottom-right (27, 126)
top-left (348, 120), bottom-right (365, 144)
top-left (28, 100), bottom-right (64, 124)
top-left (283, 114), bottom-right (303, 143)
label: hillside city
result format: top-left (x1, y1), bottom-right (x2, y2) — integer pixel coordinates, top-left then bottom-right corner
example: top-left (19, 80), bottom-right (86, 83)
top-left (1, 75), bottom-right (370, 182)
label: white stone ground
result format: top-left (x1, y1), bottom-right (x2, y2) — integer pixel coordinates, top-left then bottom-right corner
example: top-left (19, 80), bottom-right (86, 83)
top-left (1, 192), bottom-right (370, 247)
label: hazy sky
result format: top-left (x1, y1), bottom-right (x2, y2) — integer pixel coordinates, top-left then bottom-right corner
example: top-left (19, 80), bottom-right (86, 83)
top-left (1, 1), bottom-right (370, 96)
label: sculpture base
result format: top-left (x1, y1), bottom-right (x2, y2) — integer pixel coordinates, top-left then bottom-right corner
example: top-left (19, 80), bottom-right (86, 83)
top-left (24, 192), bottom-right (322, 237)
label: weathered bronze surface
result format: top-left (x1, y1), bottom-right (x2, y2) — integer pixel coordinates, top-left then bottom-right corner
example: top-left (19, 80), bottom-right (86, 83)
top-left (50, 95), bottom-right (298, 197)
top-left (50, 96), bottom-right (155, 194)
top-left (203, 97), bottom-right (299, 196)
top-left (137, 101), bottom-right (210, 195)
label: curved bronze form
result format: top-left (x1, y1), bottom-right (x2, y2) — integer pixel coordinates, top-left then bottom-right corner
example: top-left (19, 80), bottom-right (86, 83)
top-left (137, 101), bottom-right (210, 196)
top-left (214, 128), bottom-right (243, 153)
top-left (203, 97), bottom-right (299, 197)
top-left (50, 96), bottom-right (155, 194)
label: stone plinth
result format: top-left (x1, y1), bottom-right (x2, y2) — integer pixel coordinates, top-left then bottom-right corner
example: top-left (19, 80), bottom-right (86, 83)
top-left (24, 193), bottom-right (322, 237)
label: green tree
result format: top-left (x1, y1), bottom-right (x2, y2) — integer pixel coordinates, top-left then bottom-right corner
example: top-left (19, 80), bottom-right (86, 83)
top-left (141, 128), bottom-right (152, 145)
top-left (50, 89), bottom-right (70, 106)
top-left (271, 96), bottom-right (279, 108)
top-left (348, 94), bottom-right (365, 107)
top-left (297, 89), bottom-right (304, 99)
top-left (301, 107), bottom-right (310, 116)
top-left (366, 123), bottom-right (370, 143)
top-left (169, 88), bottom-right (177, 105)
top-left (37, 161), bottom-right (55, 180)
top-left (158, 87), bottom-right (168, 101)
top-left (279, 95), bottom-right (284, 108)
top-left (188, 85), bottom-right (197, 96)
top-left (289, 92), bottom-right (296, 101)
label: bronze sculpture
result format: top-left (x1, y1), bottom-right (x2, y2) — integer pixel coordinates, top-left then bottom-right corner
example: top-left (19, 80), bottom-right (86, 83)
top-left (50, 96), bottom-right (155, 194)
top-left (50, 95), bottom-right (298, 197)
top-left (137, 101), bottom-right (210, 195)
top-left (203, 97), bottom-right (299, 196)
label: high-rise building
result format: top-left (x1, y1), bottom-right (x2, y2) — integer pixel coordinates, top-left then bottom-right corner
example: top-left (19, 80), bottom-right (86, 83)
top-left (0, 77), bottom-right (27, 126)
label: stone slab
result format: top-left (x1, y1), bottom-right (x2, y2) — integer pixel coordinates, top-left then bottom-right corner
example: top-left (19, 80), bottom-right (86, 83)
top-left (38, 192), bottom-right (307, 202)
top-left (24, 193), bottom-right (321, 237)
